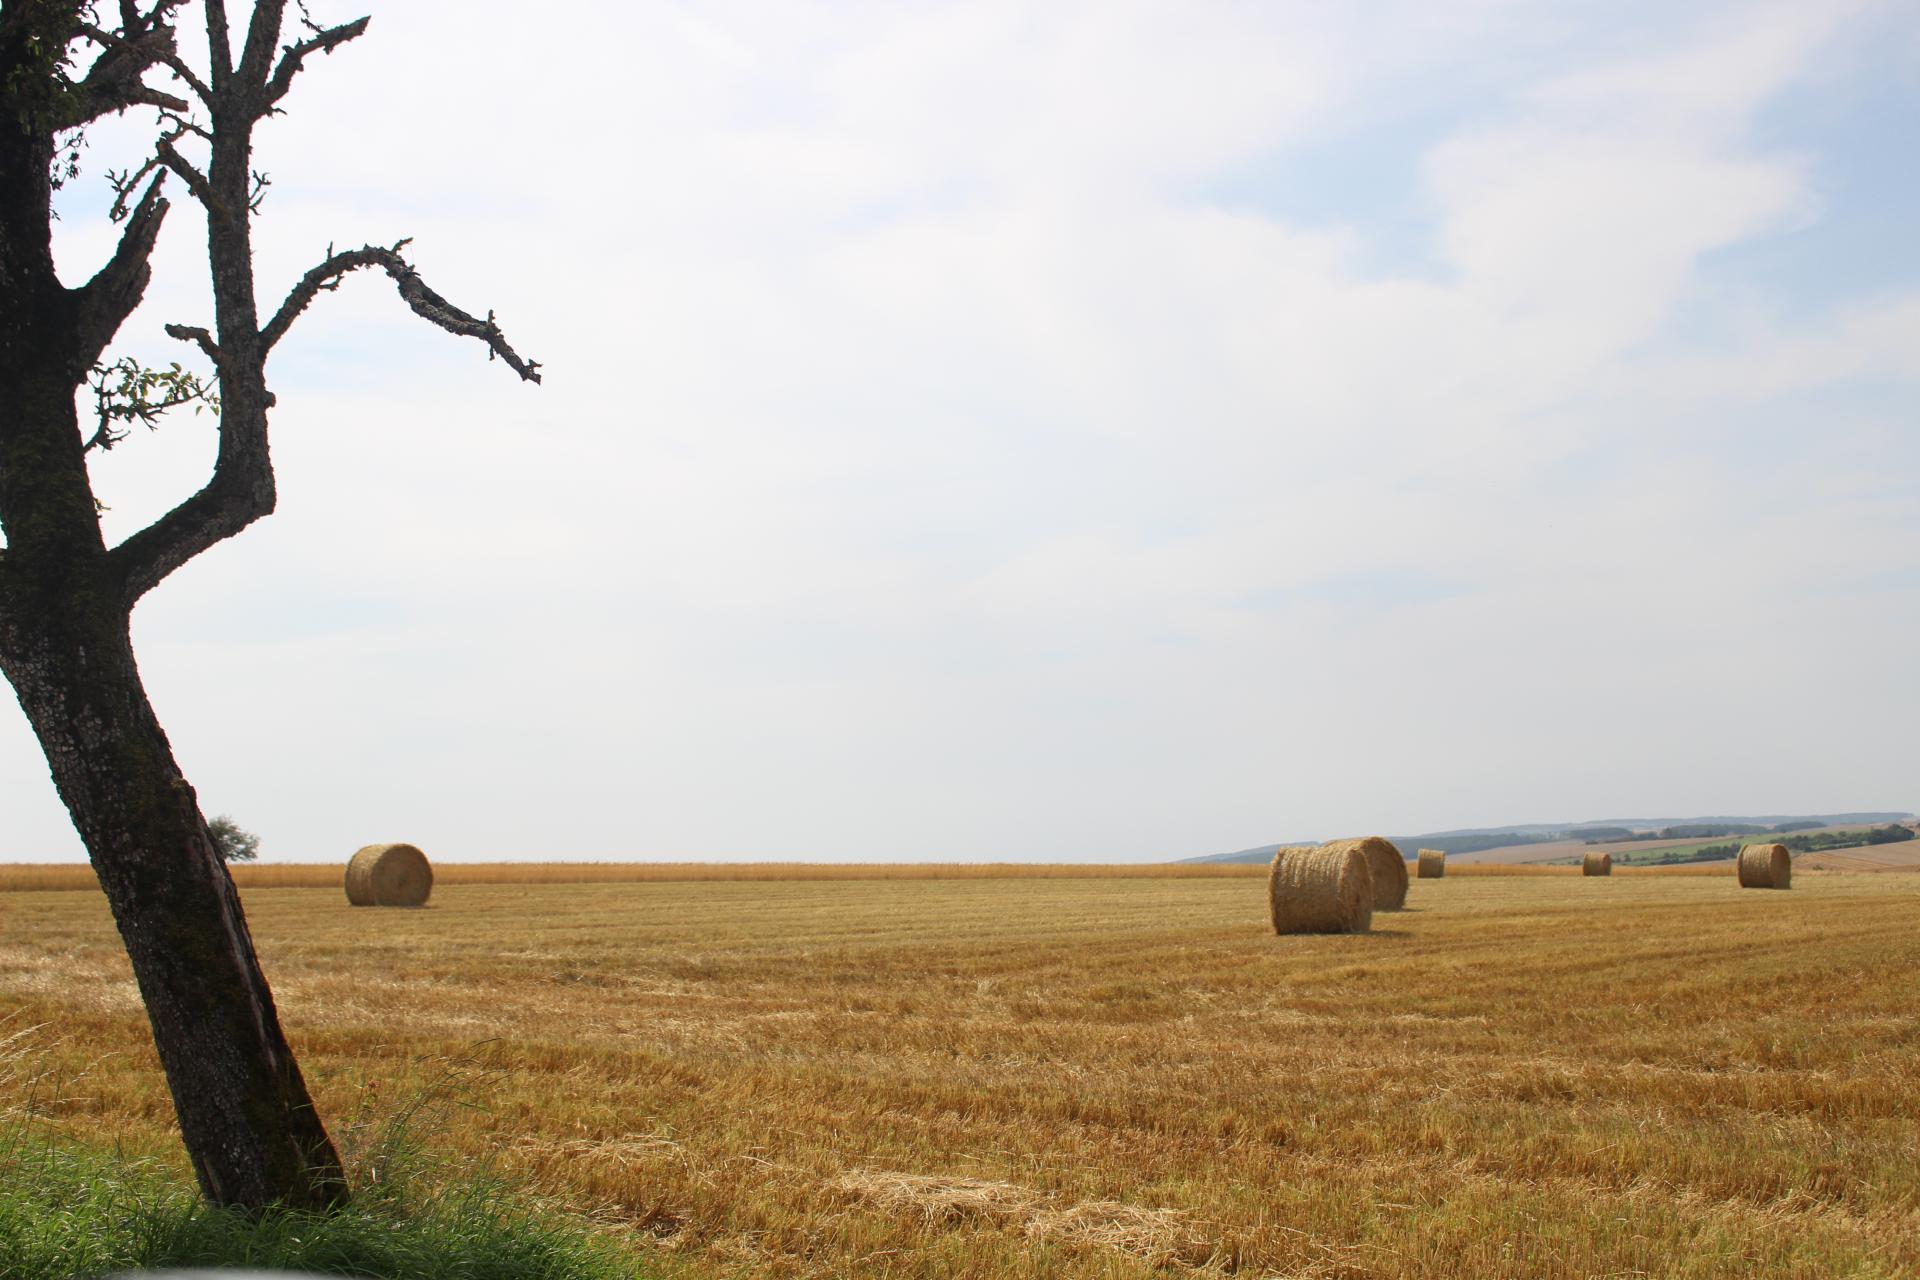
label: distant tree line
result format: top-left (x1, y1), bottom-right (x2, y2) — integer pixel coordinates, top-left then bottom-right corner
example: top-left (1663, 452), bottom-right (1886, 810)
top-left (1595, 819), bottom-right (1841, 845)
top-left (1693, 825), bottom-right (1917, 860)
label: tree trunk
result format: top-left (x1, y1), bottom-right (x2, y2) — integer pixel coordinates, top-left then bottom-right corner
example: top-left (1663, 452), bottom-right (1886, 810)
top-left (2, 13), bottom-right (345, 1210)
top-left (4, 4), bottom-right (529, 1212)
top-left (0, 577), bottom-right (345, 1211)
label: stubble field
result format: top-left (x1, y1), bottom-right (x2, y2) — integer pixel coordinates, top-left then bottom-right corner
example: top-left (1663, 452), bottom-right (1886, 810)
top-left (2, 868), bottom-right (1917, 1279)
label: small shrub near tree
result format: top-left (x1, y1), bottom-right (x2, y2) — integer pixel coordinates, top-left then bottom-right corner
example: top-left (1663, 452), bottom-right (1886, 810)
top-left (207, 816), bottom-right (260, 863)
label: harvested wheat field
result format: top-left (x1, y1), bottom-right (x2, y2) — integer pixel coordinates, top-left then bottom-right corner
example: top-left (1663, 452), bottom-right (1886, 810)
top-left (3, 869), bottom-right (1918, 1279)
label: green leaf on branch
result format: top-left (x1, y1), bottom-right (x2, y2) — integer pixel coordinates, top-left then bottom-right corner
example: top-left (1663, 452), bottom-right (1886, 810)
top-left (84, 354), bottom-right (220, 454)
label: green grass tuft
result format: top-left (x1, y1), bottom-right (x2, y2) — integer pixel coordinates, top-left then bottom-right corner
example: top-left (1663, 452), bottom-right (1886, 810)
top-left (0, 1130), bottom-right (647, 1280)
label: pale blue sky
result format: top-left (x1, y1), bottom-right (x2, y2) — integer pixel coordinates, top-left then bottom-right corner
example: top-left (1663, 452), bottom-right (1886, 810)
top-left (5, 0), bottom-right (1917, 862)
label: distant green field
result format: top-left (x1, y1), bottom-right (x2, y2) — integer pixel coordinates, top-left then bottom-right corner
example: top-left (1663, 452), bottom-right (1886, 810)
top-left (1547, 826), bottom-right (1899, 867)
top-left (1543, 839), bottom-right (1732, 866)
top-left (1612, 840), bottom-right (1738, 865)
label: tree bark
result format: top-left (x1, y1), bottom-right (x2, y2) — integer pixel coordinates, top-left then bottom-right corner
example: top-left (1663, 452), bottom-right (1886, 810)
top-left (0, 9), bottom-right (344, 1210)
top-left (0, 317), bottom-right (346, 1211)
top-left (0, 598), bottom-right (346, 1210)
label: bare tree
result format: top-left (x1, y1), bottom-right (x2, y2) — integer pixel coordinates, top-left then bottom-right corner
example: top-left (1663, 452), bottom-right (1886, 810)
top-left (0, 0), bottom-right (536, 1210)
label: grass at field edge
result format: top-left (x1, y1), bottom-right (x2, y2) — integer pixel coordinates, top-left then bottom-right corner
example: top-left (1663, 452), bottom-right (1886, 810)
top-left (0, 1123), bottom-right (651, 1280)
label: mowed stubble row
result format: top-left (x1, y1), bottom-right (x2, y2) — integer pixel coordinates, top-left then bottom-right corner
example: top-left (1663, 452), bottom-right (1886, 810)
top-left (2, 872), bottom-right (1916, 1279)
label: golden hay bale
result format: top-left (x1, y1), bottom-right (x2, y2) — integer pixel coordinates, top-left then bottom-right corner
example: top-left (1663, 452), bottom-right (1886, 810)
top-left (344, 842), bottom-right (433, 907)
top-left (1583, 850), bottom-right (1612, 876)
top-left (1268, 845), bottom-right (1372, 935)
top-left (1325, 836), bottom-right (1406, 910)
top-left (1737, 843), bottom-right (1791, 890)
top-left (1416, 848), bottom-right (1445, 879)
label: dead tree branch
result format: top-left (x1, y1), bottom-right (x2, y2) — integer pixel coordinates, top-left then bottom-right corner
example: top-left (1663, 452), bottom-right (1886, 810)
top-left (71, 173), bottom-right (170, 371)
top-left (153, 129), bottom-right (221, 216)
top-left (264, 14), bottom-right (369, 110)
top-left (162, 322), bottom-right (224, 370)
top-left (205, 0), bottom-right (235, 89)
top-left (262, 241), bottom-right (542, 382)
top-left (77, 7), bottom-right (211, 112)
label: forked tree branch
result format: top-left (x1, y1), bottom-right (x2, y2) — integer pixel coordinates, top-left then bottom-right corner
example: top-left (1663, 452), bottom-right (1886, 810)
top-left (106, 113), bottom-right (209, 221)
top-left (78, 11), bottom-right (211, 111)
top-left (108, 452), bottom-right (275, 605)
top-left (100, 1), bottom-right (535, 609)
top-left (264, 14), bottom-right (369, 110)
top-left (111, 239), bottom-right (537, 603)
top-left (153, 131), bottom-right (221, 216)
top-left (71, 174), bottom-right (170, 371)
top-left (262, 241), bottom-right (541, 382)
top-left (101, 314), bottom-right (240, 600)
top-left (234, 0), bottom-right (287, 90)
top-left (73, 46), bottom-right (193, 120)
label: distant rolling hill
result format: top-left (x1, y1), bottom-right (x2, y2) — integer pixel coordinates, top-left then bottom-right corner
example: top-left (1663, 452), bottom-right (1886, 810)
top-left (1178, 813), bottom-right (1915, 865)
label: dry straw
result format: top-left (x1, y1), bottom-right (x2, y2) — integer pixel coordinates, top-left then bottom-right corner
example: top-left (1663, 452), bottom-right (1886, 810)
top-left (1327, 836), bottom-right (1407, 910)
top-left (1737, 843), bottom-right (1792, 890)
top-left (1583, 851), bottom-right (1612, 877)
top-left (344, 842), bottom-right (433, 907)
top-left (1416, 848), bottom-right (1446, 879)
top-left (1268, 844), bottom-right (1372, 935)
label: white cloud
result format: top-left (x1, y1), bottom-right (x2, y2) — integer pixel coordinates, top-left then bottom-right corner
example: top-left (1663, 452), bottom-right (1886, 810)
top-left (5, 1), bottom-right (1916, 861)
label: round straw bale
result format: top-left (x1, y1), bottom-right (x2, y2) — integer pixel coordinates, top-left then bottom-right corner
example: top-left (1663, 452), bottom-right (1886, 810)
top-left (1416, 848), bottom-right (1446, 879)
top-left (1583, 850), bottom-right (1612, 876)
top-left (344, 842), bottom-right (433, 907)
top-left (1737, 843), bottom-right (1791, 890)
top-left (1268, 844), bottom-right (1372, 935)
top-left (1326, 836), bottom-right (1407, 910)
